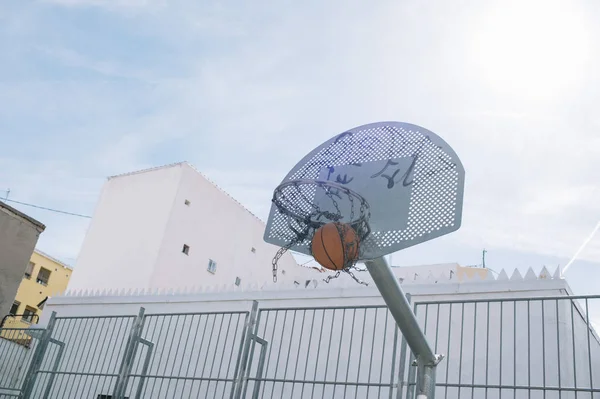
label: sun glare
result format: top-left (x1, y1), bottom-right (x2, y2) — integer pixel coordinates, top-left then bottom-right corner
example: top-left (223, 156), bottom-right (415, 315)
top-left (472, 0), bottom-right (590, 99)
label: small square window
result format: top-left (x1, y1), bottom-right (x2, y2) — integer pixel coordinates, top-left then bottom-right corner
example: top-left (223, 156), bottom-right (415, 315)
top-left (235, 277), bottom-right (241, 286)
top-left (184, 199), bottom-right (191, 206)
top-left (182, 244), bottom-right (190, 255)
top-left (207, 259), bottom-right (217, 274)
top-left (22, 306), bottom-right (37, 323)
top-left (9, 301), bottom-right (20, 315)
top-left (36, 267), bottom-right (51, 286)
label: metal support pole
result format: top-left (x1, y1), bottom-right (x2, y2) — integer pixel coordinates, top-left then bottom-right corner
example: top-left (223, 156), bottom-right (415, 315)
top-left (232, 301), bottom-right (259, 399)
top-left (113, 307), bottom-right (146, 399)
top-left (415, 357), bottom-right (437, 398)
top-left (249, 336), bottom-right (268, 399)
top-left (21, 311), bottom-right (57, 399)
top-left (41, 338), bottom-right (65, 399)
top-left (133, 338), bottom-right (154, 399)
top-left (364, 257), bottom-right (442, 398)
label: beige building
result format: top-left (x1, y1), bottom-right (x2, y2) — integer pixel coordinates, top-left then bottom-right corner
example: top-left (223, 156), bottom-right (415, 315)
top-left (2, 249), bottom-right (73, 329)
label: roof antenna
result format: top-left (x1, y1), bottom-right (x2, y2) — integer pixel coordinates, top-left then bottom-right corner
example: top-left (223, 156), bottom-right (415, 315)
top-left (482, 248), bottom-right (487, 268)
top-left (561, 220), bottom-right (600, 277)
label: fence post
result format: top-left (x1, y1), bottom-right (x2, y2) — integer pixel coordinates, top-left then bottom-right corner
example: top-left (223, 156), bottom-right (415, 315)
top-left (232, 301), bottom-right (259, 399)
top-left (415, 357), bottom-right (438, 399)
top-left (396, 294), bottom-right (411, 399)
top-left (21, 311), bottom-right (57, 398)
top-left (113, 307), bottom-right (146, 399)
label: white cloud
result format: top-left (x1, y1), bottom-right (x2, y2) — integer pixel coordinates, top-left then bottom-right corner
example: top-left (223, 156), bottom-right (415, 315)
top-left (2, 0), bottom-right (599, 270)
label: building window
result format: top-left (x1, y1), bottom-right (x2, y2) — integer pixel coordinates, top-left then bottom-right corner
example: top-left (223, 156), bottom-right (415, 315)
top-left (24, 262), bottom-right (34, 279)
top-left (235, 277), bottom-right (241, 286)
top-left (9, 301), bottom-right (20, 315)
top-left (36, 267), bottom-right (51, 286)
top-left (21, 306), bottom-right (37, 323)
top-left (182, 244), bottom-right (190, 255)
top-left (207, 259), bottom-right (217, 274)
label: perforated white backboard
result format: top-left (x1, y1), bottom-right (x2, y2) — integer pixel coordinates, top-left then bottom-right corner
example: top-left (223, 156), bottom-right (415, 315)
top-left (264, 121), bottom-right (465, 259)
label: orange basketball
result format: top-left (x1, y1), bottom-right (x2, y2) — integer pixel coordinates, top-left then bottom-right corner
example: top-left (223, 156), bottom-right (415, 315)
top-left (311, 222), bottom-right (360, 270)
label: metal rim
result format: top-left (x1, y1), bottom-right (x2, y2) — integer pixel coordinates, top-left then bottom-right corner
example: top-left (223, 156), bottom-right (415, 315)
top-left (272, 179), bottom-right (371, 229)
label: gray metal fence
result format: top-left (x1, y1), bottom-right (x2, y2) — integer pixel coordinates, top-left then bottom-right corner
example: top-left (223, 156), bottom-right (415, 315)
top-left (1, 295), bottom-right (599, 398)
top-left (412, 295), bottom-right (600, 399)
top-left (130, 310), bottom-right (249, 398)
top-left (28, 313), bottom-right (137, 398)
top-left (242, 306), bottom-right (405, 399)
top-left (0, 327), bottom-right (43, 398)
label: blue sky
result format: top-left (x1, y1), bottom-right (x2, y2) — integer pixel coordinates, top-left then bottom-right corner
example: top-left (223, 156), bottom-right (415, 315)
top-left (1, 0), bottom-right (599, 295)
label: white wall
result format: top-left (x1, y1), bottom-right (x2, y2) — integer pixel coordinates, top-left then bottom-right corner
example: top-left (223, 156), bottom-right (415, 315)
top-left (69, 165), bottom-right (182, 291)
top-left (151, 163), bottom-right (305, 289)
top-left (42, 273), bottom-right (573, 320)
top-left (70, 163), bottom-right (317, 292)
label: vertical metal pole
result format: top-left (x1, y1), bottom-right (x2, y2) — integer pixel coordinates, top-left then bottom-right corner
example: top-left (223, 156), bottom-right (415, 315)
top-left (364, 257), bottom-right (442, 399)
top-left (22, 311), bottom-right (57, 399)
top-left (232, 301), bottom-right (259, 399)
top-left (389, 326), bottom-right (398, 399)
top-left (41, 339), bottom-right (65, 399)
top-left (585, 299), bottom-right (594, 394)
top-left (113, 307), bottom-right (146, 399)
top-left (133, 339), bottom-right (154, 399)
top-left (415, 359), bottom-right (437, 399)
top-left (250, 337), bottom-right (268, 399)
top-left (395, 294), bottom-right (411, 399)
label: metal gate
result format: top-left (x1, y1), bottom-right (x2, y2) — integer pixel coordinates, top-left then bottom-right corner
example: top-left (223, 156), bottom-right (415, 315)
top-left (412, 295), bottom-right (600, 398)
top-left (1, 296), bottom-right (599, 398)
top-left (240, 305), bottom-right (406, 399)
top-left (0, 326), bottom-right (45, 398)
top-left (12, 309), bottom-right (251, 399)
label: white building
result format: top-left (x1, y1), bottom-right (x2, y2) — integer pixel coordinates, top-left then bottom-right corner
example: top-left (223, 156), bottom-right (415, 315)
top-left (69, 162), bottom-right (320, 292)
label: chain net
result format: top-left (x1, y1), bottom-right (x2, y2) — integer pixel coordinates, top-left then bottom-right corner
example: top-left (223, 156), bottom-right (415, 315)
top-left (270, 179), bottom-right (371, 284)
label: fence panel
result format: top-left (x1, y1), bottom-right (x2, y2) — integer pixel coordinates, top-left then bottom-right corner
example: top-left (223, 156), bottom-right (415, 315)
top-left (413, 295), bottom-right (600, 399)
top-left (126, 311), bottom-right (250, 399)
top-left (0, 328), bottom-right (43, 398)
top-left (245, 306), bottom-right (406, 399)
top-left (28, 315), bottom-right (137, 398)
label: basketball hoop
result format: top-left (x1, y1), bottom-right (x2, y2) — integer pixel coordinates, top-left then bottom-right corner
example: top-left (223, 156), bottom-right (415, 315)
top-left (270, 179), bottom-right (371, 283)
top-left (264, 121), bottom-right (466, 398)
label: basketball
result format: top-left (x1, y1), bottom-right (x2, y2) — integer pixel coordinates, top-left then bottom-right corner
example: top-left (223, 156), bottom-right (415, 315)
top-left (311, 222), bottom-right (360, 270)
